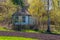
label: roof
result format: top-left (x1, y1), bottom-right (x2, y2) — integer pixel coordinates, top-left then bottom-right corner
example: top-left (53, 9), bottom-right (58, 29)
top-left (12, 8), bottom-right (31, 16)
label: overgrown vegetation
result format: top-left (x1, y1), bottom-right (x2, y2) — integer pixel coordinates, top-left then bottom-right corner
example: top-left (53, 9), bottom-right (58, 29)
top-left (0, 0), bottom-right (17, 22)
top-left (28, 0), bottom-right (60, 34)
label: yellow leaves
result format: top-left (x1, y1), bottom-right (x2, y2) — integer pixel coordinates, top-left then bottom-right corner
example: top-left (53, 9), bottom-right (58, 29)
top-left (0, 0), bottom-right (17, 21)
top-left (28, 0), bottom-right (60, 23)
top-left (28, 0), bottom-right (44, 16)
top-left (53, 0), bottom-right (58, 8)
top-left (50, 0), bottom-right (60, 18)
top-left (28, 0), bottom-right (32, 4)
top-left (29, 0), bottom-right (43, 7)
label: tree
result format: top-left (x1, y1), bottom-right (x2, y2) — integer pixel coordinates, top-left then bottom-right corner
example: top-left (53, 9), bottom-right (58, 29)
top-left (28, 0), bottom-right (60, 32)
top-left (11, 0), bottom-right (24, 8)
top-left (50, 0), bottom-right (60, 32)
top-left (28, 0), bottom-right (47, 31)
top-left (0, 0), bottom-right (16, 24)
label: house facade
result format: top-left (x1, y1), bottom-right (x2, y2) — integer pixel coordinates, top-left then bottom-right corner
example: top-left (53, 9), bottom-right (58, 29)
top-left (12, 7), bottom-right (36, 26)
top-left (12, 0), bottom-right (36, 27)
top-left (12, 0), bottom-right (60, 30)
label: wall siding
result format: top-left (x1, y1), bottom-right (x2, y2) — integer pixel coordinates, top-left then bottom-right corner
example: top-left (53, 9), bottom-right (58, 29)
top-left (14, 16), bottom-right (29, 25)
top-left (13, 16), bottom-right (36, 25)
top-left (29, 16), bottom-right (35, 25)
top-left (25, 16), bottom-right (29, 24)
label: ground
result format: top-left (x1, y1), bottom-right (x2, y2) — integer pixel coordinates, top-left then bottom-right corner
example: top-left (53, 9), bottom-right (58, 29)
top-left (0, 25), bottom-right (60, 40)
top-left (0, 31), bottom-right (60, 40)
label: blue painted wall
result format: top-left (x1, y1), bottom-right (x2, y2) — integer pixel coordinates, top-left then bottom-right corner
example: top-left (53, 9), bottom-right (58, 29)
top-left (14, 16), bottom-right (29, 25)
top-left (13, 16), bottom-right (35, 25)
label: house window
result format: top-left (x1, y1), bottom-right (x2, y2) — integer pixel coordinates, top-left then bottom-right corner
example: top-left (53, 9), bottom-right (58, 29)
top-left (19, 16), bottom-right (22, 22)
top-left (22, 16), bottom-right (25, 22)
top-left (19, 16), bottom-right (25, 22)
top-left (58, 1), bottom-right (60, 7)
top-left (14, 16), bottom-right (18, 22)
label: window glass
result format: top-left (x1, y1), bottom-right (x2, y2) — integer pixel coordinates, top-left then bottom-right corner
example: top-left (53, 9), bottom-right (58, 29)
top-left (18, 16), bottom-right (25, 23)
top-left (19, 16), bottom-right (22, 22)
top-left (22, 16), bottom-right (25, 22)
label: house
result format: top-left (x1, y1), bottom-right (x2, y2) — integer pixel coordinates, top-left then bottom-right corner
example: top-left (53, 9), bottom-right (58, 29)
top-left (12, 6), bottom-right (36, 30)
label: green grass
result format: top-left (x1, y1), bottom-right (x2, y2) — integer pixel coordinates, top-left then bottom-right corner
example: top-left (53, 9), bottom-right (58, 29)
top-left (22, 30), bottom-right (39, 33)
top-left (1, 25), bottom-right (60, 35)
top-left (0, 26), bottom-right (7, 31)
top-left (0, 26), bottom-right (15, 32)
top-left (0, 27), bottom-right (38, 40)
top-left (0, 26), bottom-right (39, 33)
top-left (0, 26), bottom-right (44, 33)
top-left (51, 30), bottom-right (60, 34)
top-left (0, 36), bottom-right (37, 40)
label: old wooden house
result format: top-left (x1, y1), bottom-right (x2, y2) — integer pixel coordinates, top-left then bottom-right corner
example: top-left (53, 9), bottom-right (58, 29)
top-left (12, 6), bottom-right (36, 30)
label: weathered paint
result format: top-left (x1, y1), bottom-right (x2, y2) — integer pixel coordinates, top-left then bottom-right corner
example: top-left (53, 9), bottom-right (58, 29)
top-left (25, 16), bottom-right (29, 24)
top-left (14, 16), bottom-right (29, 25)
top-left (29, 16), bottom-right (35, 25)
top-left (13, 15), bottom-right (35, 25)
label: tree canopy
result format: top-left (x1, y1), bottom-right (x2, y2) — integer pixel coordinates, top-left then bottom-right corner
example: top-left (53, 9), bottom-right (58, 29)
top-left (11, 0), bottom-right (24, 8)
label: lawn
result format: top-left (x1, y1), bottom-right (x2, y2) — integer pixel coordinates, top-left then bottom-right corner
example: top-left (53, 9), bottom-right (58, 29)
top-left (1, 25), bottom-right (60, 34)
top-left (0, 26), bottom-right (38, 40)
top-left (0, 26), bottom-right (7, 31)
top-left (0, 36), bottom-right (37, 40)
top-left (0, 26), bottom-right (14, 31)
top-left (0, 26), bottom-right (39, 33)
top-left (22, 30), bottom-right (39, 33)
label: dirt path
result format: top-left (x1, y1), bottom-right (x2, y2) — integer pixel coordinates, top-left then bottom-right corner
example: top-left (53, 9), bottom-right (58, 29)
top-left (0, 31), bottom-right (60, 40)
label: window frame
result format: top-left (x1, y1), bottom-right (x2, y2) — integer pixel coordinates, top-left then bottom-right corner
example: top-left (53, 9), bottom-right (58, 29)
top-left (22, 16), bottom-right (26, 23)
top-left (18, 16), bottom-right (26, 23)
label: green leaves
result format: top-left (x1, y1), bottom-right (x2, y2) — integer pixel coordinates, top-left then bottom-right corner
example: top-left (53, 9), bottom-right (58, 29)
top-left (11, 0), bottom-right (24, 8)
